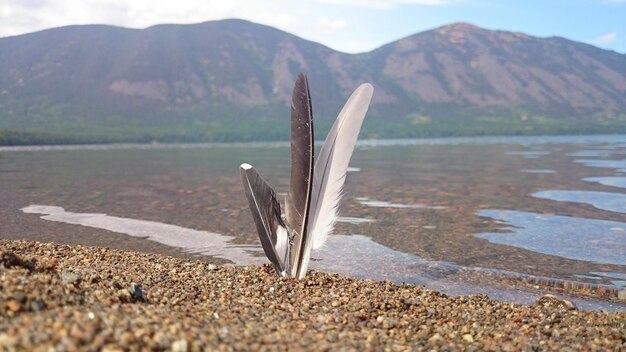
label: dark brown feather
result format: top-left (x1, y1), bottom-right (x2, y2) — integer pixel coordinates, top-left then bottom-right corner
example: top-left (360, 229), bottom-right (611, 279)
top-left (240, 164), bottom-right (288, 274)
top-left (285, 73), bottom-right (314, 277)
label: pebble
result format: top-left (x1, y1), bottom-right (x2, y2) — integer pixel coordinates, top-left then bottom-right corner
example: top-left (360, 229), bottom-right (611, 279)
top-left (0, 239), bottom-right (624, 351)
top-left (128, 283), bottom-right (146, 302)
top-left (463, 333), bottom-right (474, 343)
top-left (535, 294), bottom-right (578, 310)
top-left (171, 339), bottom-right (188, 352)
top-left (60, 269), bottom-right (82, 285)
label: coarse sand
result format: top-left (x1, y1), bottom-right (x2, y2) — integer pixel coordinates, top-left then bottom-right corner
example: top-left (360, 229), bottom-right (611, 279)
top-left (0, 239), bottom-right (624, 351)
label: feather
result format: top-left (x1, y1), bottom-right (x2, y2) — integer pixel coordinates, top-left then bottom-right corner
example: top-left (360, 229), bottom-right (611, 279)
top-left (240, 163), bottom-right (289, 276)
top-left (284, 73), bottom-right (315, 278)
top-left (296, 83), bottom-right (374, 279)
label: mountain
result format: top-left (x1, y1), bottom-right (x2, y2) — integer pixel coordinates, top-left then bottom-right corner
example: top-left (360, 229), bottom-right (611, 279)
top-left (1, 19), bottom-right (625, 144)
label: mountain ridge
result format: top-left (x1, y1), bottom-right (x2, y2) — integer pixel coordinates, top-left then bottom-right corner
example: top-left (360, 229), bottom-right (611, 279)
top-left (1, 19), bottom-right (625, 144)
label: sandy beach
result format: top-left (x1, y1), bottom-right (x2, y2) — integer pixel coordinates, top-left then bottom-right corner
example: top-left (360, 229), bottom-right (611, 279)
top-left (1, 239), bottom-right (624, 351)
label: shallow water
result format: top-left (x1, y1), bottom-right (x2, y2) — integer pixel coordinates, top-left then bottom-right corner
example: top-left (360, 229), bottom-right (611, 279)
top-left (533, 190), bottom-right (626, 214)
top-left (475, 210), bottom-right (626, 266)
top-left (2, 135), bottom-right (626, 310)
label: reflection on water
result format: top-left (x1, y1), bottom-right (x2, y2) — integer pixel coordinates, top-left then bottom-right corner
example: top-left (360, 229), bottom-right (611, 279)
top-left (506, 151), bottom-right (549, 159)
top-left (533, 190), bottom-right (626, 214)
top-left (21, 205), bottom-right (264, 265)
top-left (589, 272), bottom-right (626, 288)
top-left (336, 216), bottom-right (375, 224)
top-left (584, 177), bottom-right (626, 189)
top-left (356, 197), bottom-right (447, 210)
top-left (567, 150), bottom-right (615, 158)
top-left (521, 169), bottom-right (556, 174)
top-left (591, 272), bottom-right (626, 280)
top-left (475, 210), bottom-right (626, 266)
top-left (575, 159), bottom-right (626, 170)
top-left (20, 204), bottom-right (626, 311)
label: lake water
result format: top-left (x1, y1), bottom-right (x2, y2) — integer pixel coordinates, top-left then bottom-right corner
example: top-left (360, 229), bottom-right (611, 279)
top-left (1, 135), bottom-right (625, 310)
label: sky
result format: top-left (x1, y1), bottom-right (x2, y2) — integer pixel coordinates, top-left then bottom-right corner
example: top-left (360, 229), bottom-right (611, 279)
top-left (0, 0), bottom-right (625, 54)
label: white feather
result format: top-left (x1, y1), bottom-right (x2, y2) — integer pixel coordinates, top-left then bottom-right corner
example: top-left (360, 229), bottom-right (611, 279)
top-left (275, 225), bottom-right (289, 276)
top-left (295, 83), bottom-right (374, 279)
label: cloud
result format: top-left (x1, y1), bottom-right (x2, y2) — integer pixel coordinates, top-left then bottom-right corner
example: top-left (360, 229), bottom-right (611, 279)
top-left (316, 17), bottom-right (347, 34)
top-left (594, 32), bottom-right (617, 43)
top-left (0, 0), bottom-right (303, 37)
top-left (0, 0), bottom-right (443, 53)
top-left (1, 4), bottom-right (12, 18)
top-left (316, 0), bottom-right (451, 8)
top-left (0, 0), bottom-right (359, 50)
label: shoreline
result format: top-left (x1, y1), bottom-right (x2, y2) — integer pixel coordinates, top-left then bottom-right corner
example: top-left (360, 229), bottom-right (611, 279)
top-left (1, 239), bottom-right (624, 350)
top-left (3, 134), bottom-right (626, 152)
top-left (14, 204), bottom-right (626, 308)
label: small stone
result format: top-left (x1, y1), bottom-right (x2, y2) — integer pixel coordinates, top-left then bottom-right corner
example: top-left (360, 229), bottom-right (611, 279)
top-left (39, 257), bottom-right (57, 271)
top-left (428, 333), bottom-right (442, 343)
top-left (128, 283), bottom-right (146, 302)
top-left (101, 347), bottom-right (124, 352)
top-left (463, 334), bottom-right (474, 343)
top-left (60, 269), bottom-right (82, 285)
top-left (70, 324), bottom-right (86, 341)
top-left (117, 289), bottom-right (131, 302)
top-left (29, 299), bottom-right (46, 312)
top-left (0, 252), bottom-right (32, 270)
top-left (13, 292), bottom-right (26, 303)
top-left (207, 264), bottom-right (218, 271)
top-left (6, 300), bottom-right (21, 312)
top-left (0, 334), bottom-right (17, 347)
top-left (536, 294), bottom-right (577, 310)
top-left (171, 339), bottom-right (188, 352)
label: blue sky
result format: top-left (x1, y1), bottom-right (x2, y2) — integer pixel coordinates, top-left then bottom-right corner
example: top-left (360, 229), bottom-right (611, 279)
top-left (1, 0), bottom-right (625, 53)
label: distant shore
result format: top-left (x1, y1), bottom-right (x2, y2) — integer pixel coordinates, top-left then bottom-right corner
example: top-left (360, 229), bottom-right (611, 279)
top-left (1, 239), bottom-right (624, 350)
top-left (3, 133), bottom-right (626, 152)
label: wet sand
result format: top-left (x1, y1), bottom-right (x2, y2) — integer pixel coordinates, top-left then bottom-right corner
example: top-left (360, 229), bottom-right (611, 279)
top-left (1, 239), bottom-right (624, 351)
